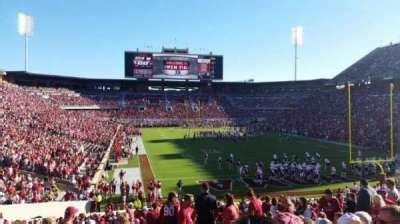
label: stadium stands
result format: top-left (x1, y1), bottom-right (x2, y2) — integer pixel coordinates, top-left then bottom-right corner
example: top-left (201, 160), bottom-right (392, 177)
top-left (0, 83), bottom-right (119, 203)
top-left (2, 73), bottom-right (397, 151)
top-left (1, 42), bottom-right (400, 222)
top-left (334, 42), bottom-right (400, 83)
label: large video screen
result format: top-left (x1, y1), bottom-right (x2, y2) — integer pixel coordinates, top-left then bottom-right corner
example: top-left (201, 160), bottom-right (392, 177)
top-left (125, 52), bottom-right (223, 80)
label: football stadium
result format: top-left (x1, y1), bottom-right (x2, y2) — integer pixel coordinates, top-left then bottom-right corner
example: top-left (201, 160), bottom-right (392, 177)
top-left (1, 1), bottom-right (400, 223)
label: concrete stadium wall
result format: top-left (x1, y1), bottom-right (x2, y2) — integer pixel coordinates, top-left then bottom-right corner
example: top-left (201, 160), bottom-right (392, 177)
top-left (0, 201), bottom-right (90, 221)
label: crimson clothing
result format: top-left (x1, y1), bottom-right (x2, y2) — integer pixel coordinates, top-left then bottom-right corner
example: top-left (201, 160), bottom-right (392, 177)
top-left (318, 197), bottom-right (341, 221)
top-left (273, 212), bottom-right (303, 224)
top-left (126, 208), bottom-right (135, 223)
top-left (369, 206), bottom-right (380, 223)
top-left (336, 193), bottom-right (344, 210)
top-left (120, 184), bottom-right (127, 196)
top-left (134, 209), bottom-right (147, 222)
top-left (160, 204), bottom-right (180, 224)
top-left (221, 205), bottom-right (239, 224)
top-left (262, 202), bottom-right (272, 214)
top-left (146, 209), bottom-right (161, 224)
top-left (178, 205), bottom-right (195, 224)
top-left (249, 198), bottom-right (264, 217)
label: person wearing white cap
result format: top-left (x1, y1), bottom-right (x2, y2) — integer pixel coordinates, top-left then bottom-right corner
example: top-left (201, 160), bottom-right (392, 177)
top-left (354, 211), bottom-right (372, 224)
top-left (337, 212), bottom-right (361, 224)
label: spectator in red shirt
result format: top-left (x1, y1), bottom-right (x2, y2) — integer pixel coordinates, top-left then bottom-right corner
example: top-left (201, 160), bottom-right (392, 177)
top-left (221, 193), bottom-right (239, 224)
top-left (273, 197), bottom-right (303, 224)
top-left (147, 202), bottom-right (161, 224)
top-left (178, 194), bottom-right (196, 224)
top-left (160, 192), bottom-right (180, 224)
top-left (246, 189), bottom-right (264, 224)
top-left (262, 195), bottom-right (272, 215)
top-left (318, 189), bottom-right (342, 222)
top-left (63, 206), bottom-right (79, 224)
top-left (120, 181), bottom-right (128, 207)
top-left (134, 208), bottom-right (148, 224)
top-left (336, 189), bottom-right (345, 210)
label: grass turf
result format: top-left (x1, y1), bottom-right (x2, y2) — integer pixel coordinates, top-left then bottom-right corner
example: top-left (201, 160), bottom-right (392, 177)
top-left (140, 127), bottom-right (385, 197)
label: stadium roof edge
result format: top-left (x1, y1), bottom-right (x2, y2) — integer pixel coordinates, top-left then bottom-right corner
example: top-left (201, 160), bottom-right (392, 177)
top-left (4, 71), bottom-right (330, 85)
top-left (376, 41), bottom-right (400, 49)
top-left (332, 41), bottom-right (400, 83)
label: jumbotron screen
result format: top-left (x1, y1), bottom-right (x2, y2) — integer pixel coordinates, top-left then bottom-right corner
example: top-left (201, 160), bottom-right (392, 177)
top-left (125, 51), bottom-right (223, 80)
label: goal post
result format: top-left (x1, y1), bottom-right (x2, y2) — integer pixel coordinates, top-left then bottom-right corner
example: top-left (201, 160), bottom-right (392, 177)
top-left (348, 82), bottom-right (353, 163)
top-left (347, 82), bottom-right (396, 166)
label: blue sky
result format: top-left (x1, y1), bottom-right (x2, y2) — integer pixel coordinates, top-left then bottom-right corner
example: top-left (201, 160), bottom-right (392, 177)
top-left (1, 0), bottom-right (400, 81)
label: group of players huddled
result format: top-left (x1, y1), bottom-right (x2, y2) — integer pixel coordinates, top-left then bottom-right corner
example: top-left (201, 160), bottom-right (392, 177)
top-left (202, 149), bottom-right (395, 187)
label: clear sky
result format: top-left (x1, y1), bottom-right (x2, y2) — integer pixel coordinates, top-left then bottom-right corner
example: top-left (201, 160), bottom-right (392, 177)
top-left (1, 0), bottom-right (400, 81)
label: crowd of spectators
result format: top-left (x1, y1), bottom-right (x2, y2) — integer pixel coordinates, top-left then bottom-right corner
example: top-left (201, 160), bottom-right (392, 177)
top-left (1, 76), bottom-right (400, 210)
top-left (111, 126), bottom-right (141, 163)
top-left (37, 83), bottom-right (398, 153)
top-left (33, 89), bottom-right (230, 128)
top-left (253, 86), bottom-right (395, 152)
top-left (1, 179), bottom-right (399, 224)
top-left (0, 84), bottom-right (120, 204)
top-left (10, 81), bottom-right (400, 151)
top-left (1, 80), bottom-right (398, 206)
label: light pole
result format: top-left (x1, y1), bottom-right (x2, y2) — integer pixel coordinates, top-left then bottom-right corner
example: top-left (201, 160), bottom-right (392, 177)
top-left (291, 26), bottom-right (303, 81)
top-left (18, 13), bottom-right (34, 72)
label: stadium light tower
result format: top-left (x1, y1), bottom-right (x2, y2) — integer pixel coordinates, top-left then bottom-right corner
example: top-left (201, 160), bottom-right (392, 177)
top-left (291, 26), bottom-right (303, 81)
top-left (18, 13), bottom-right (34, 72)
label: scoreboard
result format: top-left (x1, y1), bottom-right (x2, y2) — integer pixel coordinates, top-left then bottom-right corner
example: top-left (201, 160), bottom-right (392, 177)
top-left (125, 51), bottom-right (223, 80)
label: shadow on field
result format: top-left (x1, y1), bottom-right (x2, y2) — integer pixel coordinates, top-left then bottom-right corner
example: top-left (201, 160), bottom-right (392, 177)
top-left (147, 135), bottom-right (312, 195)
top-left (148, 139), bottom-right (177, 143)
top-left (144, 132), bottom-right (386, 197)
top-left (147, 136), bottom-right (249, 194)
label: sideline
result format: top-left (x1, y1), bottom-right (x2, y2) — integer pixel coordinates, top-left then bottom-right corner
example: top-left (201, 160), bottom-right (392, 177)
top-left (137, 136), bottom-right (158, 196)
top-left (91, 125), bottom-right (121, 185)
top-left (113, 168), bottom-right (143, 194)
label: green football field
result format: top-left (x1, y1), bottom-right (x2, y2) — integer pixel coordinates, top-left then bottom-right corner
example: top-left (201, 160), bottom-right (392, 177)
top-left (140, 127), bottom-right (384, 197)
